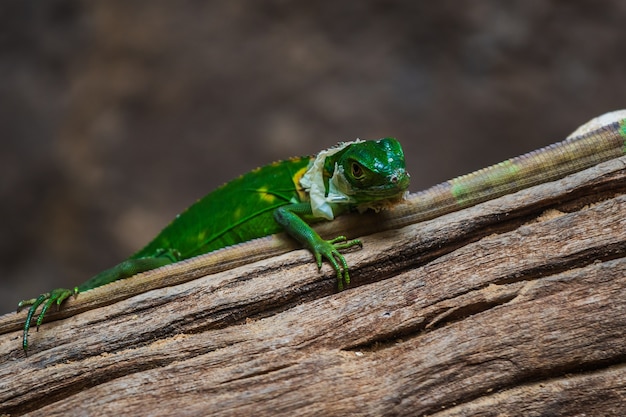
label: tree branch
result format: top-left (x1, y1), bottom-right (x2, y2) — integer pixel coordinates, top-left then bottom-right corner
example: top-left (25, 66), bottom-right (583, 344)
top-left (1, 157), bottom-right (625, 416)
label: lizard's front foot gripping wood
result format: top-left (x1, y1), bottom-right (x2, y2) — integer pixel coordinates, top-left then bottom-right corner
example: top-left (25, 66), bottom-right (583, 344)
top-left (313, 236), bottom-right (363, 291)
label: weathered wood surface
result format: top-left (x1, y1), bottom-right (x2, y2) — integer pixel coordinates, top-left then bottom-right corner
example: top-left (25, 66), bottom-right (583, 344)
top-left (1, 156), bottom-right (625, 416)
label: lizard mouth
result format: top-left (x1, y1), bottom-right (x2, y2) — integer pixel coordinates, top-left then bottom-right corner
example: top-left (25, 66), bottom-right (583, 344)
top-left (389, 169), bottom-right (411, 190)
top-left (353, 168), bottom-right (410, 201)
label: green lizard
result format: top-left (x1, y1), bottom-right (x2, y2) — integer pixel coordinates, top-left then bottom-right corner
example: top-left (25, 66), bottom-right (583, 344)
top-left (16, 112), bottom-right (626, 354)
top-left (17, 138), bottom-right (410, 353)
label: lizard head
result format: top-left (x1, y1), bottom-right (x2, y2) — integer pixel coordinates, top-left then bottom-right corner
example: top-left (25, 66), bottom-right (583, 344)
top-left (326, 137), bottom-right (410, 207)
top-left (300, 137), bottom-right (410, 220)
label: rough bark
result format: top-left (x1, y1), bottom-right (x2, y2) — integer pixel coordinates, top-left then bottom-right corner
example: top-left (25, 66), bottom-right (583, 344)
top-left (1, 157), bottom-right (625, 416)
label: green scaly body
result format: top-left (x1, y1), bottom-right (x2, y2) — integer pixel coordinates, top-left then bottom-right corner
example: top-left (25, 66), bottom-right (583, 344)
top-left (18, 138), bottom-right (409, 353)
top-left (133, 157), bottom-right (311, 260)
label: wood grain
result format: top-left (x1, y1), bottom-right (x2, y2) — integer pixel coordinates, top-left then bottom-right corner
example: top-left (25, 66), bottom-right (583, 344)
top-left (1, 156), bottom-right (625, 416)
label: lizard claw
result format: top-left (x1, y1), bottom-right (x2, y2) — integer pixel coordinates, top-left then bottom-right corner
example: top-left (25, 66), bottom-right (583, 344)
top-left (17, 287), bottom-right (77, 354)
top-left (313, 236), bottom-right (362, 291)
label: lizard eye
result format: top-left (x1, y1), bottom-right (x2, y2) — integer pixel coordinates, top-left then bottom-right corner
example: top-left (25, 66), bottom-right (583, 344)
top-left (351, 162), bottom-right (364, 179)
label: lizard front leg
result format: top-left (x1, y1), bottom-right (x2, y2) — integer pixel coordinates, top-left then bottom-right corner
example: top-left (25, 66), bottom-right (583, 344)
top-left (274, 203), bottom-right (361, 290)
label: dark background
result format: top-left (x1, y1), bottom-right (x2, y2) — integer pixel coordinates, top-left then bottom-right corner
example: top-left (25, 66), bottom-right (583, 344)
top-left (2, 0), bottom-right (625, 313)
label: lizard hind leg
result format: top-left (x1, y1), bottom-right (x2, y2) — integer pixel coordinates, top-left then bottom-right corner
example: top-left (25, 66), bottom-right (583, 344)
top-left (17, 248), bottom-right (180, 354)
top-left (75, 249), bottom-right (180, 292)
top-left (17, 287), bottom-right (75, 354)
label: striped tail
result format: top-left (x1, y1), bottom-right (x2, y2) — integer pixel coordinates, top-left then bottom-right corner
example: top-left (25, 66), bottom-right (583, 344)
top-left (400, 118), bottom-right (626, 224)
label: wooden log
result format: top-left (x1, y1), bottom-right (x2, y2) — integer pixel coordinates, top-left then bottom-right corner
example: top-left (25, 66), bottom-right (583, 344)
top-left (0, 156), bottom-right (625, 416)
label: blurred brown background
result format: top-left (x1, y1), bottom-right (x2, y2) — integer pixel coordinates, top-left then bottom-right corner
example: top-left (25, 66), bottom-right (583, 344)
top-left (2, 1), bottom-right (625, 313)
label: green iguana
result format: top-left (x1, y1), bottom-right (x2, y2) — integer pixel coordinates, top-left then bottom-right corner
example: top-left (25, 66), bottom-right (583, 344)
top-left (17, 138), bottom-right (410, 353)
top-left (17, 112), bottom-right (626, 354)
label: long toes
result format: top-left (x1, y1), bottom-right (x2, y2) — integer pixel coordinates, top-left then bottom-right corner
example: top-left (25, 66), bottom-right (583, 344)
top-left (329, 251), bottom-right (351, 290)
top-left (23, 294), bottom-right (49, 352)
top-left (332, 239), bottom-right (362, 251)
top-left (338, 255), bottom-right (350, 287)
top-left (17, 299), bottom-right (34, 312)
top-left (328, 236), bottom-right (348, 245)
top-left (36, 298), bottom-right (58, 329)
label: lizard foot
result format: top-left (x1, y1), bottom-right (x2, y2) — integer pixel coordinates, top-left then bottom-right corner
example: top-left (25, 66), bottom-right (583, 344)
top-left (313, 236), bottom-right (362, 291)
top-left (17, 287), bottom-right (77, 354)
